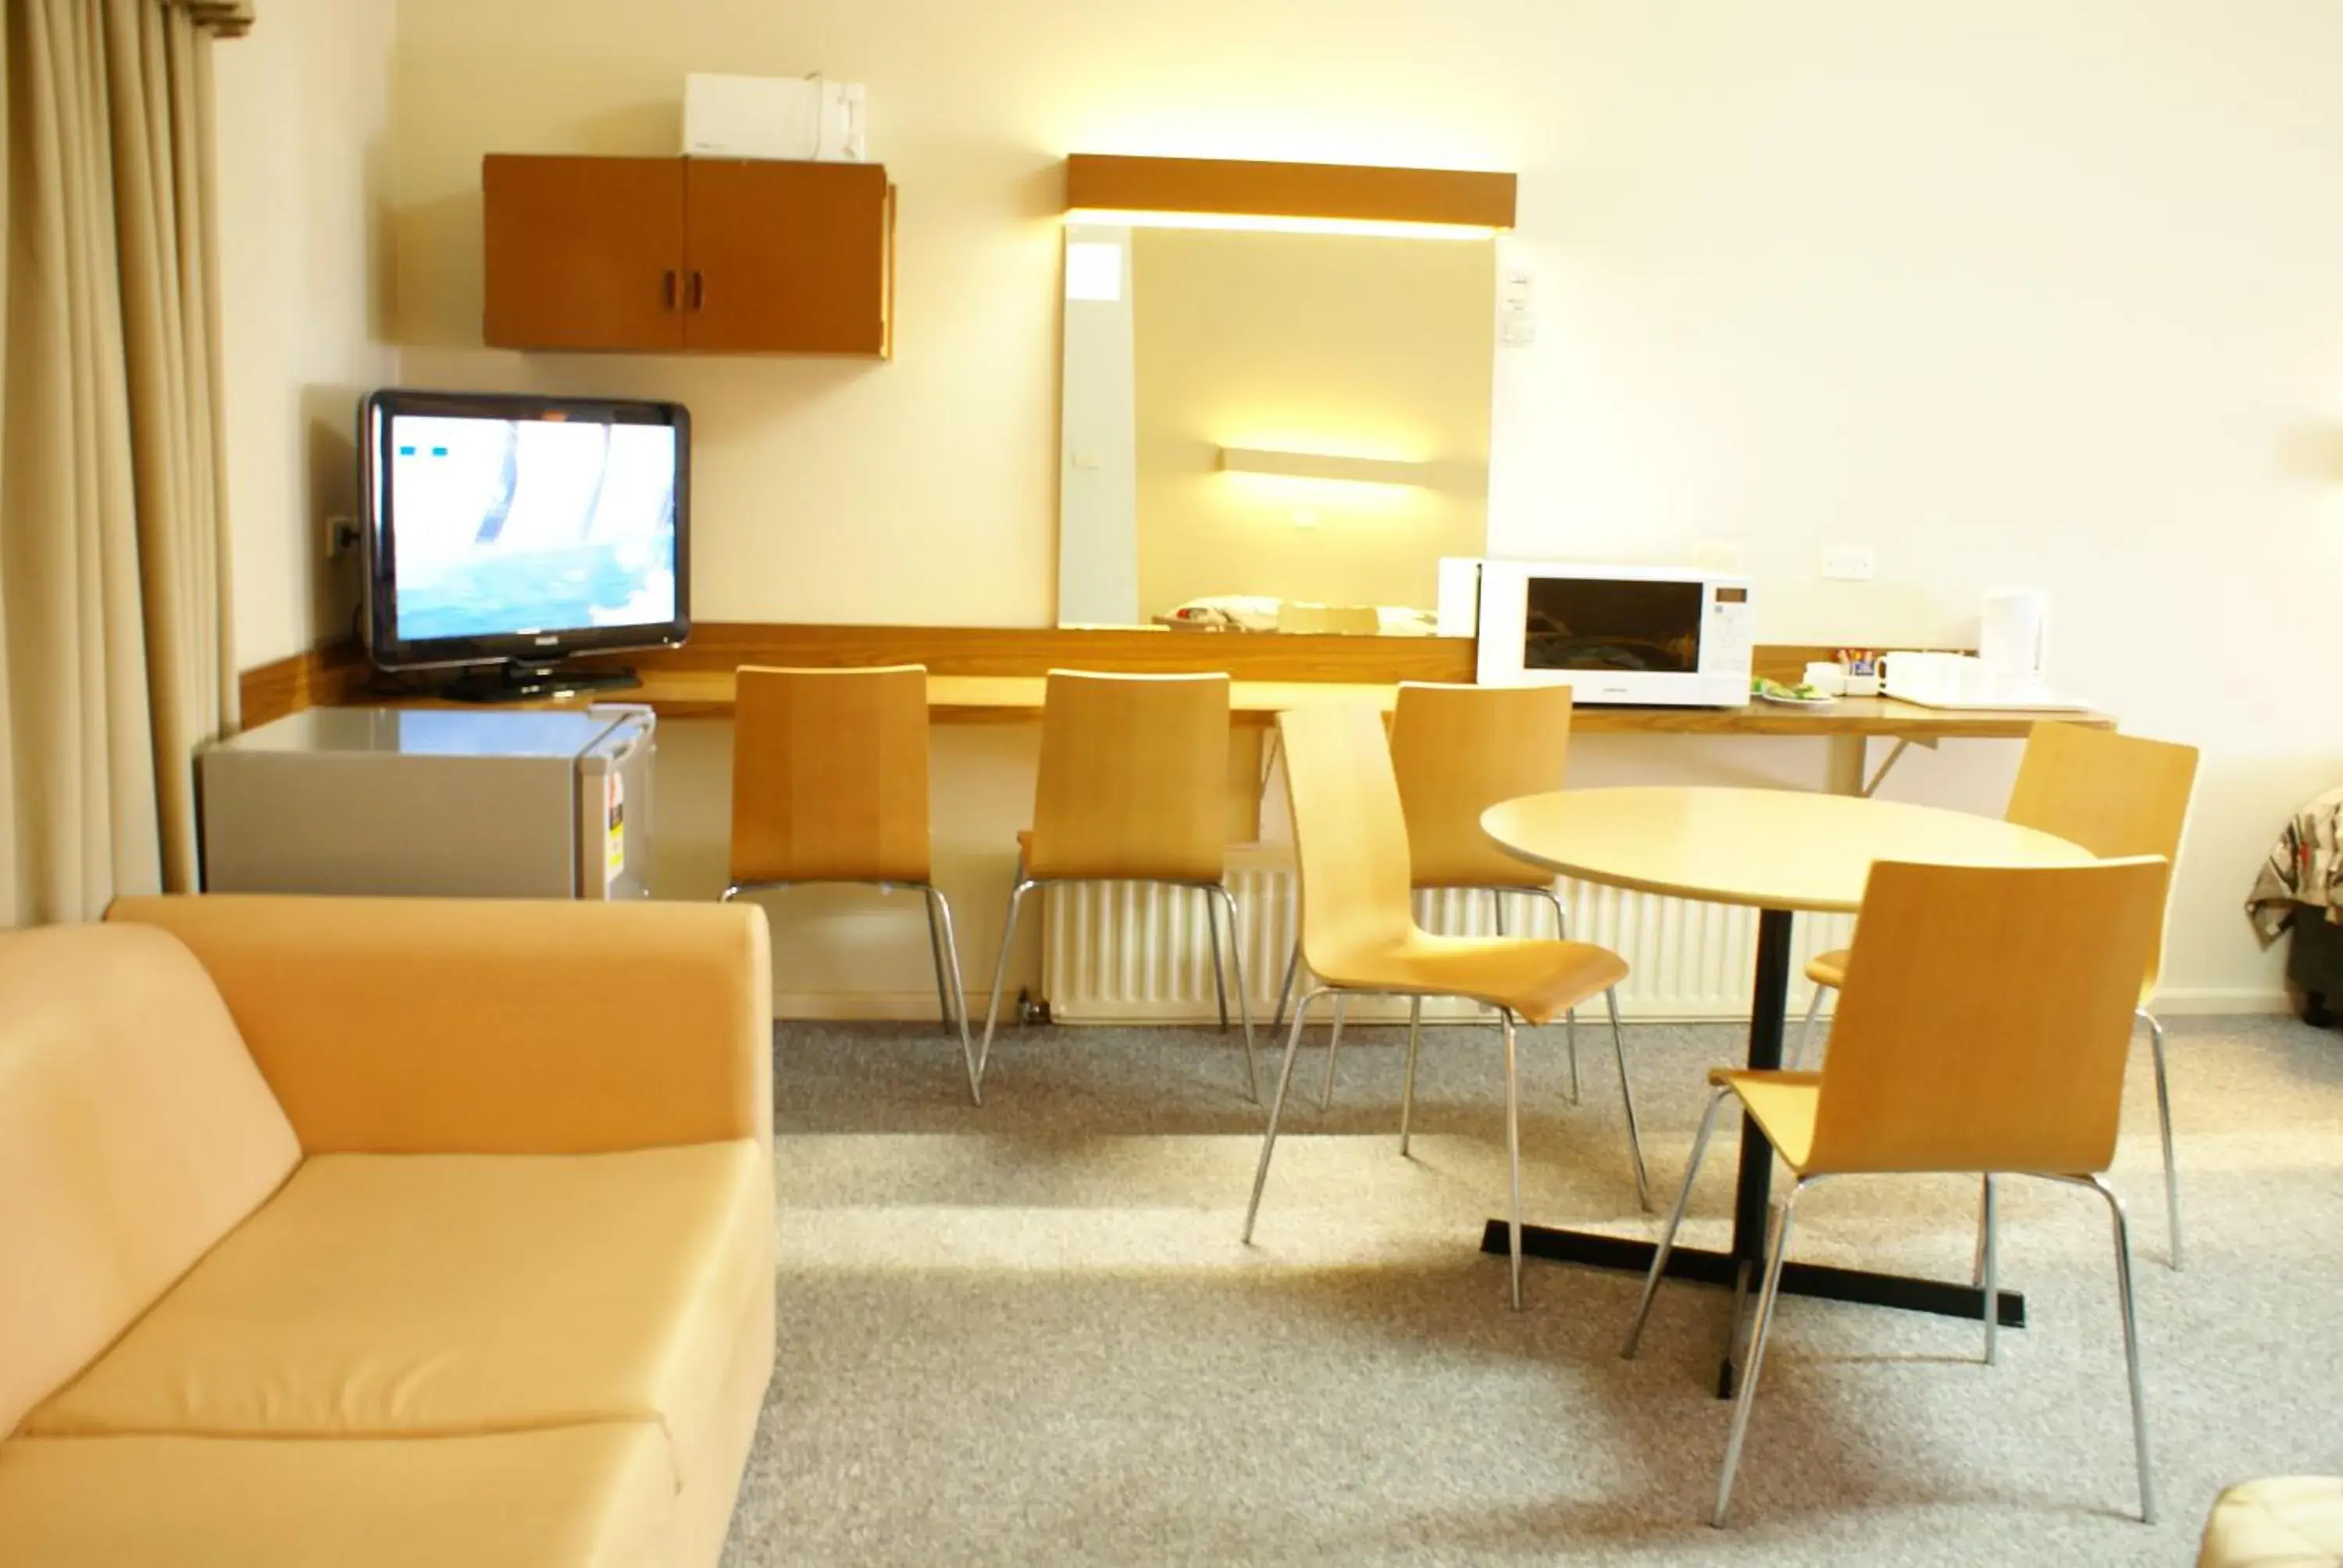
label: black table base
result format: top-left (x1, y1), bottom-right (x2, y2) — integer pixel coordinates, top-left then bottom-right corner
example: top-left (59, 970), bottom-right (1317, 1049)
top-left (1475, 1221), bottom-right (2024, 1392)
top-left (1483, 906), bottom-right (2024, 1397)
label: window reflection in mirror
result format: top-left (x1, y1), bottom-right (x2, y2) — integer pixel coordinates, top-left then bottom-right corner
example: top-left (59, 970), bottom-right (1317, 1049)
top-left (1058, 223), bottom-right (1496, 635)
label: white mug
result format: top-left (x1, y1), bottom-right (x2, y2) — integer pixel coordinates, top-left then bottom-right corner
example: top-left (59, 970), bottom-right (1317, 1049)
top-left (1802, 661), bottom-right (1846, 697)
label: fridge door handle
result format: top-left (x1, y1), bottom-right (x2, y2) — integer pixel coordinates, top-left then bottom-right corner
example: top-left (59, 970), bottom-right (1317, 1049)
top-left (587, 705), bottom-right (658, 768)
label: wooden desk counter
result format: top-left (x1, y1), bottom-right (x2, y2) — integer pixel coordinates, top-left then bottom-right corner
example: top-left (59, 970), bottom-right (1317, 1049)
top-left (606, 667), bottom-right (2113, 743)
top-left (237, 629), bottom-right (2117, 874)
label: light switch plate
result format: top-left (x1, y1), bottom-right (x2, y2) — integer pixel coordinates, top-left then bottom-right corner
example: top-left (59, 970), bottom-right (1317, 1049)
top-left (1822, 545), bottom-right (1876, 581)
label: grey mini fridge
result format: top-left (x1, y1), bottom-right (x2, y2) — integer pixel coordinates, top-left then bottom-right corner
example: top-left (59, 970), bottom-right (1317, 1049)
top-left (199, 705), bottom-right (656, 899)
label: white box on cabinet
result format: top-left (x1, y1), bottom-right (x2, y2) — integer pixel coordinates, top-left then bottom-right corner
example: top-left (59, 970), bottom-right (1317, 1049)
top-left (683, 73), bottom-right (865, 162)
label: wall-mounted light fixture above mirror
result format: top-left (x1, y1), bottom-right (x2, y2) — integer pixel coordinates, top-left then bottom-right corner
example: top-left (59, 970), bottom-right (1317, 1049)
top-left (1057, 155), bottom-right (1516, 636)
top-left (1065, 154), bottom-right (1517, 238)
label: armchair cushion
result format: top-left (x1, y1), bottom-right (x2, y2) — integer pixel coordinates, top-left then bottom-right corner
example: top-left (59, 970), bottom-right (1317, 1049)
top-left (0, 1426), bottom-right (672, 1568)
top-left (106, 896), bottom-right (773, 1156)
top-left (24, 1139), bottom-right (770, 1491)
top-left (0, 922), bottom-right (298, 1439)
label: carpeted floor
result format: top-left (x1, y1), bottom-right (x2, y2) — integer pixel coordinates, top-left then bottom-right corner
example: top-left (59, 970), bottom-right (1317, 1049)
top-left (724, 1012), bottom-right (2343, 1566)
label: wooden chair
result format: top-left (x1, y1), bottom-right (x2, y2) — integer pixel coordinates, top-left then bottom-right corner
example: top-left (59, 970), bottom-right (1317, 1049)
top-left (1623, 855), bottom-right (2170, 1527)
top-left (1269, 682), bottom-right (1648, 1206)
top-left (724, 665), bottom-right (979, 1102)
top-left (1792, 723), bottom-right (2199, 1266)
top-left (975, 672), bottom-right (1255, 1097)
top-left (1243, 702), bottom-right (1635, 1308)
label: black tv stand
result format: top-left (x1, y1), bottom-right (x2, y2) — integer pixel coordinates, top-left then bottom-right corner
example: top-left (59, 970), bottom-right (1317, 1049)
top-left (438, 661), bottom-right (643, 704)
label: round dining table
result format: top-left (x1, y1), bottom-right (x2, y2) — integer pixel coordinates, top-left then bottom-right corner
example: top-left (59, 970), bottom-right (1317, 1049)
top-left (1479, 785), bottom-right (2095, 1395)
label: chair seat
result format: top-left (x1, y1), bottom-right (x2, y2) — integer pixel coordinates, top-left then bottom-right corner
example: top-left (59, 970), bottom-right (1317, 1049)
top-left (0, 1427), bottom-right (672, 1568)
top-left (1709, 1068), bottom-right (1824, 1171)
top-left (2199, 1477), bottom-right (2343, 1567)
top-left (24, 1141), bottom-right (769, 1491)
top-left (1313, 934), bottom-right (1626, 1025)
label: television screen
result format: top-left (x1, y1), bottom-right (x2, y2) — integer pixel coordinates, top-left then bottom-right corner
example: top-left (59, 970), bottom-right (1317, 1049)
top-left (363, 390), bottom-right (690, 670)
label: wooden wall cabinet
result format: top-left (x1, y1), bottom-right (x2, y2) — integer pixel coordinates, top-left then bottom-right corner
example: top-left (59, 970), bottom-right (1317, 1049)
top-left (483, 155), bottom-right (895, 357)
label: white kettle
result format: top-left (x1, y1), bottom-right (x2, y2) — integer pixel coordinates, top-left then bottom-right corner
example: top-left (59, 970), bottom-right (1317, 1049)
top-left (1977, 587), bottom-right (2052, 701)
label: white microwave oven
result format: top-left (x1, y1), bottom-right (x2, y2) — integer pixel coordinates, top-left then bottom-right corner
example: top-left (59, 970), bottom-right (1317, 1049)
top-left (1469, 560), bottom-right (1755, 706)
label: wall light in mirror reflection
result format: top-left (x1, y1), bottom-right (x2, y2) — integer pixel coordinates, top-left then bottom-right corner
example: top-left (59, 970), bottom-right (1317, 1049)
top-left (1066, 207), bottom-right (1500, 242)
top-left (1218, 470), bottom-right (1425, 525)
top-left (1218, 444), bottom-right (1489, 494)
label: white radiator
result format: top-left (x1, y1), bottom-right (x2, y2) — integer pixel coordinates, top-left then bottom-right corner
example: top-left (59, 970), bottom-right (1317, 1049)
top-left (1042, 859), bottom-right (1855, 1025)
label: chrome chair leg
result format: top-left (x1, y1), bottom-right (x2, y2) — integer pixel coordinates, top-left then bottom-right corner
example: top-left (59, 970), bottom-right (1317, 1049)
top-left (2141, 1009), bottom-right (2181, 1269)
top-left (975, 878), bottom-right (1036, 1090)
top-left (2102, 1175), bottom-right (2157, 1526)
top-left (1971, 1175), bottom-right (1992, 1285)
top-left (1207, 882), bottom-right (1260, 1103)
top-left (1790, 983), bottom-right (1829, 1071)
top-left (1534, 886), bottom-right (1581, 1105)
top-left (1399, 996), bottom-right (1425, 1156)
top-left (1502, 1007), bottom-right (1525, 1310)
top-left (1714, 1181), bottom-right (1808, 1527)
top-left (921, 886), bottom-right (982, 1106)
top-left (1318, 994), bottom-right (1348, 1110)
top-left (1491, 889), bottom-right (1508, 937)
top-left (1205, 890), bottom-right (1231, 1033)
top-left (922, 887), bottom-right (956, 1032)
top-left (1271, 938), bottom-right (1300, 1035)
top-left (1624, 1085), bottom-right (1732, 1357)
top-left (1607, 987), bottom-right (1653, 1210)
top-left (1244, 987), bottom-right (1328, 1242)
top-left (1980, 1173), bottom-right (1999, 1365)
top-left (2045, 1174), bottom-right (2155, 1523)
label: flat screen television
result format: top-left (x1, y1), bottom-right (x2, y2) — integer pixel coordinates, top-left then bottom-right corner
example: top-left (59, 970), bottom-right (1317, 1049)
top-left (360, 389), bottom-right (690, 700)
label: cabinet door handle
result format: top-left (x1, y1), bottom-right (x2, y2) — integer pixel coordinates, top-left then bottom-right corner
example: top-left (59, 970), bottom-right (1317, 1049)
top-left (662, 269), bottom-right (678, 310)
top-left (689, 270), bottom-right (706, 311)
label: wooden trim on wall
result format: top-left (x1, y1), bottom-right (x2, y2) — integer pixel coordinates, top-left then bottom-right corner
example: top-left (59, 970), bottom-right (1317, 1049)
top-left (606, 623), bottom-right (1478, 682)
top-left (1064, 155), bottom-right (1518, 230)
top-left (237, 625), bottom-right (1906, 728)
top-left (237, 641), bottom-right (369, 729)
top-left (236, 626), bottom-right (1475, 726)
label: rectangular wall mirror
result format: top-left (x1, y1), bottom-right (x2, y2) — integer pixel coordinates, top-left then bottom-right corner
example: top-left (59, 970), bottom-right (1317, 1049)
top-left (1056, 156), bottom-right (1514, 636)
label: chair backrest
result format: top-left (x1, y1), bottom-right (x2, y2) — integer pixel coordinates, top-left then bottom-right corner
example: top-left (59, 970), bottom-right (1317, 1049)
top-left (1390, 682), bottom-right (1575, 888)
top-left (2003, 722), bottom-right (2199, 995)
top-left (1276, 602), bottom-right (1381, 635)
top-left (1278, 702), bottom-right (1420, 979)
top-left (0, 921), bottom-right (300, 1439)
top-left (1807, 856), bottom-right (2169, 1175)
top-left (729, 665), bottom-right (933, 885)
top-left (1027, 671), bottom-right (1232, 882)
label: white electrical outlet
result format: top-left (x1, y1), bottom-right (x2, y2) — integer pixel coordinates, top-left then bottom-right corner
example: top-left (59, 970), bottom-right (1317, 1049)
top-left (1821, 545), bottom-right (1876, 582)
top-left (1498, 266), bottom-right (1536, 347)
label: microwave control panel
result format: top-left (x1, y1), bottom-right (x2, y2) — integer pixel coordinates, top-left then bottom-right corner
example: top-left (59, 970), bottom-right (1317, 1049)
top-left (1703, 585), bottom-right (1755, 675)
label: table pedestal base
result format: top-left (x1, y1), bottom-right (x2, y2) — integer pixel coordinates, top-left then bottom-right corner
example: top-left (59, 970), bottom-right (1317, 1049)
top-left (1478, 1220), bottom-right (2024, 1395)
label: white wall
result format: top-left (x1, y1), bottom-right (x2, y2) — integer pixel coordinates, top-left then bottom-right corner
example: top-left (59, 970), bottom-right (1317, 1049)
top-left (213, 0), bottom-right (401, 671)
top-left (227, 0), bottom-right (2343, 1010)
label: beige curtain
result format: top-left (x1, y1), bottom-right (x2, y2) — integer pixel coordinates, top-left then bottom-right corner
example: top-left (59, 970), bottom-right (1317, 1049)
top-left (0, 0), bottom-right (244, 926)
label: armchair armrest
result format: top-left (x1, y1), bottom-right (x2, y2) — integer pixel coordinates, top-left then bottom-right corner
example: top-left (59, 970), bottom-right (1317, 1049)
top-left (106, 896), bottom-right (771, 1156)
